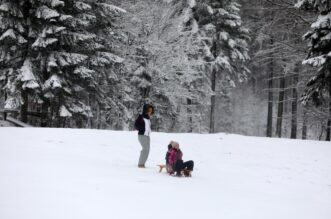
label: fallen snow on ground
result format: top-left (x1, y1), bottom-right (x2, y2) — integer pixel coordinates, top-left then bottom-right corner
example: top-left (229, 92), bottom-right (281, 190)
top-left (0, 128), bottom-right (330, 219)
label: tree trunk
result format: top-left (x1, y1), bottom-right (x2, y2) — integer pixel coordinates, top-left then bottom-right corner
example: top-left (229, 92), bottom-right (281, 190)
top-left (210, 68), bottom-right (216, 133)
top-left (319, 123), bottom-right (325, 141)
top-left (40, 101), bottom-right (49, 127)
top-left (4, 85), bottom-right (7, 120)
top-left (209, 16), bottom-right (222, 134)
top-left (302, 106), bottom-right (307, 140)
top-left (266, 32), bottom-right (274, 137)
top-left (276, 74), bottom-right (285, 138)
top-left (326, 118), bottom-right (331, 141)
top-left (56, 96), bottom-right (63, 128)
top-left (290, 65), bottom-right (299, 139)
top-left (266, 57), bottom-right (274, 137)
top-left (20, 1), bottom-right (32, 124)
top-left (20, 91), bottom-right (28, 123)
top-left (326, 86), bottom-right (331, 141)
top-left (97, 104), bottom-right (101, 129)
top-left (266, 7), bottom-right (275, 137)
top-left (266, 80), bottom-right (274, 136)
top-left (187, 98), bottom-right (193, 133)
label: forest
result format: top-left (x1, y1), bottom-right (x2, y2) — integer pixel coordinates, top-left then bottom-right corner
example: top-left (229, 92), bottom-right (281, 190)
top-left (0, 0), bottom-right (330, 141)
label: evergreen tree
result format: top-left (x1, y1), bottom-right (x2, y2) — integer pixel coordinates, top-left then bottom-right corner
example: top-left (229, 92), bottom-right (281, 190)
top-left (0, 0), bottom-right (126, 127)
top-left (296, 0), bottom-right (331, 140)
top-left (0, 0), bottom-right (36, 117)
top-left (174, 0), bottom-right (250, 132)
top-left (120, 0), bottom-right (210, 132)
top-left (162, 0), bottom-right (213, 132)
top-left (295, 0), bottom-right (331, 106)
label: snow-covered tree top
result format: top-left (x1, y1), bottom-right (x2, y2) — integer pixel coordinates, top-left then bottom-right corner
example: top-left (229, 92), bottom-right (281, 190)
top-left (75, 1), bottom-right (92, 11)
top-left (55, 52), bottom-right (89, 67)
top-left (0, 2), bottom-right (23, 18)
top-left (20, 59), bottom-right (36, 82)
top-left (295, 0), bottom-right (331, 13)
top-left (59, 105), bottom-right (72, 117)
top-left (73, 66), bottom-right (95, 79)
top-left (4, 97), bottom-right (19, 110)
top-left (90, 52), bottom-right (124, 66)
top-left (0, 29), bottom-right (27, 44)
top-left (97, 3), bottom-right (127, 17)
top-left (311, 12), bottom-right (331, 29)
top-left (188, 0), bottom-right (196, 8)
top-left (41, 0), bottom-right (65, 8)
top-left (36, 6), bottom-right (60, 20)
top-left (44, 74), bottom-right (62, 90)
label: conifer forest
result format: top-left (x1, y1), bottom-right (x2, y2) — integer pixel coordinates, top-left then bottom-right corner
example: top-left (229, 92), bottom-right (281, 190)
top-left (0, 0), bottom-right (330, 141)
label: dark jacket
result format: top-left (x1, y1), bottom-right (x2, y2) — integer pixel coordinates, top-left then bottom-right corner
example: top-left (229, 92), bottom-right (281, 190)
top-left (134, 104), bottom-right (153, 135)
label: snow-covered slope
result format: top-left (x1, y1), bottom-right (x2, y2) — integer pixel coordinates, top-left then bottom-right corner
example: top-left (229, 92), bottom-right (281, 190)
top-left (0, 128), bottom-right (330, 219)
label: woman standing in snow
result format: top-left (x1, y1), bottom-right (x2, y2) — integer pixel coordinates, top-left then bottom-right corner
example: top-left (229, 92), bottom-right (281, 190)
top-left (134, 104), bottom-right (154, 168)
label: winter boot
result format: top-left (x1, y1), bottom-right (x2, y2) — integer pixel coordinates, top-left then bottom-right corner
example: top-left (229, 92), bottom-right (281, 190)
top-left (183, 169), bottom-right (191, 177)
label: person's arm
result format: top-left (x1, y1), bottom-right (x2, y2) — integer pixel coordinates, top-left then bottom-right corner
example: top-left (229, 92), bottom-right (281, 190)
top-left (165, 151), bottom-right (170, 164)
top-left (134, 115), bottom-right (143, 131)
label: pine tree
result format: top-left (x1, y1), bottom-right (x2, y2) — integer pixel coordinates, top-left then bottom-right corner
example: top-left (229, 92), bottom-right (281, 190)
top-left (120, 0), bottom-right (211, 132)
top-left (163, 0), bottom-right (213, 132)
top-left (295, 0), bottom-right (330, 105)
top-left (0, 0), bottom-right (126, 127)
top-left (176, 0), bottom-right (250, 132)
top-left (296, 0), bottom-right (331, 140)
top-left (0, 0), bottom-right (37, 120)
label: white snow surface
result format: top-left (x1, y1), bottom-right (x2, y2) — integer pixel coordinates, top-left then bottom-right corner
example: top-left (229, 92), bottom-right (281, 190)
top-left (0, 128), bottom-right (330, 219)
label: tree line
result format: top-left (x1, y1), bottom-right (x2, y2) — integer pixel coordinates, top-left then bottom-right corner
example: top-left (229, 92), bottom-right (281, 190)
top-left (0, 0), bottom-right (330, 141)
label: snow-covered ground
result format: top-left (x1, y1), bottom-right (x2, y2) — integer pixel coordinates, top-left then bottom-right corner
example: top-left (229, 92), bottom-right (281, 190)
top-left (0, 127), bottom-right (330, 219)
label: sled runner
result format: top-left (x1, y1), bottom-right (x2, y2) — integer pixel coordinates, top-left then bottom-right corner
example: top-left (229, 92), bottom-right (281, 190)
top-left (157, 164), bottom-right (166, 173)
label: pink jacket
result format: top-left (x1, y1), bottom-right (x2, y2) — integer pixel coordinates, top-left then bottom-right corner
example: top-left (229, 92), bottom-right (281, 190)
top-left (168, 148), bottom-right (183, 166)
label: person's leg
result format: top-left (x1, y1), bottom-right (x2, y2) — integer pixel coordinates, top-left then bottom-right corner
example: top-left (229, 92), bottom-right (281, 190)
top-left (174, 160), bottom-right (184, 176)
top-left (138, 135), bottom-right (150, 167)
top-left (183, 160), bottom-right (194, 171)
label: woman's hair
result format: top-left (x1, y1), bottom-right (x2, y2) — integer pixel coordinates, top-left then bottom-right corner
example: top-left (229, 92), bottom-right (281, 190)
top-left (143, 104), bottom-right (154, 115)
top-left (147, 106), bottom-right (153, 113)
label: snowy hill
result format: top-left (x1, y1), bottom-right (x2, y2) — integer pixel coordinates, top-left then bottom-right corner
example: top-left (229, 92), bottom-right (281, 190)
top-left (0, 128), bottom-right (330, 219)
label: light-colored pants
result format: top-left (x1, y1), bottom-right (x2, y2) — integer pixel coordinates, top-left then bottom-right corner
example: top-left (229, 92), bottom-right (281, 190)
top-left (138, 135), bottom-right (150, 165)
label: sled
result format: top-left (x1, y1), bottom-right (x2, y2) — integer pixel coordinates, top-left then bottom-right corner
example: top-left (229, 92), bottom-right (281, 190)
top-left (157, 164), bottom-right (166, 173)
top-left (157, 164), bottom-right (192, 177)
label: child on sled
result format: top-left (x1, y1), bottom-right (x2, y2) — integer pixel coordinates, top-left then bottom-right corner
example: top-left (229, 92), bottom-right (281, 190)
top-left (165, 141), bottom-right (194, 177)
